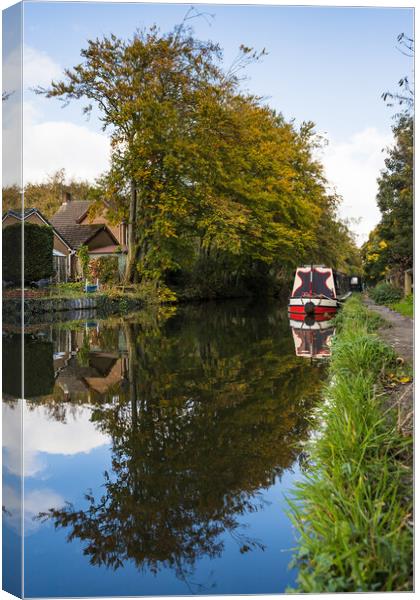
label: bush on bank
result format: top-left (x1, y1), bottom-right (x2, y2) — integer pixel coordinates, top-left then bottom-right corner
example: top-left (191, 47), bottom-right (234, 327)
top-left (369, 281), bottom-right (403, 305)
top-left (287, 295), bottom-right (413, 593)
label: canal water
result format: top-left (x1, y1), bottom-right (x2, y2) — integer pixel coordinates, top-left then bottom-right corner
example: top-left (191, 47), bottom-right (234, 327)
top-left (3, 300), bottom-right (327, 598)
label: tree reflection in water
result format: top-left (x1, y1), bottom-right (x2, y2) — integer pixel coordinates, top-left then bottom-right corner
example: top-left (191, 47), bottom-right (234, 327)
top-left (36, 300), bottom-right (325, 584)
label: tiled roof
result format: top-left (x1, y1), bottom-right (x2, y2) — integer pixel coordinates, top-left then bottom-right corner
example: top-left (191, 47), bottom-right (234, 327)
top-left (55, 224), bottom-right (107, 249)
top-left (50, 200), bottom-right (92, 228)
top-left (3, 207), bottom-right (44, 220)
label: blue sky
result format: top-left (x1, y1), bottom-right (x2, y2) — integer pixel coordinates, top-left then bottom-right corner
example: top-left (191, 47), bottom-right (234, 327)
top-left (3, 1), bottom-right (414, 242)
top-left (23, 2), bottom-right (414, 139)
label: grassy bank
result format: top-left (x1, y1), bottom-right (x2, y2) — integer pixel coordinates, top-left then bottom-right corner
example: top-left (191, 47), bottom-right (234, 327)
top-left (390, 294), bottom-right (413, 318)
top-left (287, 295), bottom-right (413, 593)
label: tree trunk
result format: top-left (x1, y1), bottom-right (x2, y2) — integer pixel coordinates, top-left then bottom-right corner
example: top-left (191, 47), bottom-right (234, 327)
top-left (124, 179), bottom-right (138, 283)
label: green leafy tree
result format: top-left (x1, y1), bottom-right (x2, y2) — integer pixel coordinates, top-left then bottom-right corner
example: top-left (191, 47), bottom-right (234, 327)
top-left (381, 33), bottom-right (414, 110)
top-left (375, 114), bottom-right (413, 277)
top-left (363, 33), bottom-right (413, 285)
top-left (36, 20), bottom-right (254, 283)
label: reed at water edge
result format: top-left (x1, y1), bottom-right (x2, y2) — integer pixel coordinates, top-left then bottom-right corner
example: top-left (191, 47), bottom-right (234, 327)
top-left (287, 295), bottom-right (413, 593)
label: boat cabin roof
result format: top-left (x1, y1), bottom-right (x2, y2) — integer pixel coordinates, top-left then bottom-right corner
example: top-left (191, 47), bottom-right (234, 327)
top-left (291, 266), bottom-right (336, 299)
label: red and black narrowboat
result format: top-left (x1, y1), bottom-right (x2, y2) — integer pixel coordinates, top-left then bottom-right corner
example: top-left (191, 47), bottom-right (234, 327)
top-left (288, 265), bottom-right (350, 321)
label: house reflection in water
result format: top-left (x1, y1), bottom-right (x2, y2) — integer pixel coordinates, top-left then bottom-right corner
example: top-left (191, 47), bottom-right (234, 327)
top-left (3, 321), bottom-right (129, 403)
top-left (289, 316), bottom-right (335, 359)
top-left (53, 324), bottom-right (129, 403)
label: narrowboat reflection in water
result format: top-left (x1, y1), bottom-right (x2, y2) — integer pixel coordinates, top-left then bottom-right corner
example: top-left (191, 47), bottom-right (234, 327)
top-left (289, 314), bottom-right (335, 359)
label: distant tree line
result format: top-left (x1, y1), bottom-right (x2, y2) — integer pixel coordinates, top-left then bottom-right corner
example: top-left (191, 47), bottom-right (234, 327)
top-left (2, 169), bottom-right (93, 219)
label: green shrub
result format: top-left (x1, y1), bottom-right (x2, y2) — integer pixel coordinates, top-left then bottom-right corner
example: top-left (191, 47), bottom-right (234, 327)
top-left (77, 245), bottom-right (90, 279)
top-left (3, 222), bottom-right (54, 284)
top-left (89, 256), bottom-right (120, 285)
top-left (369, 282), bottom-right (403, 305)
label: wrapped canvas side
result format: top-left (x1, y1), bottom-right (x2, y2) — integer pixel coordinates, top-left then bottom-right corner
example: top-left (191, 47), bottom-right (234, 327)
top-left (2, 2), bottom-right (24, 598)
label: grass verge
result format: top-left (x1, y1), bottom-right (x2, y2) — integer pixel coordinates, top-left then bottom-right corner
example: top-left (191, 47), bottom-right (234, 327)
top-left (287, 295), bottom-right (413, 592)
top-left (390, 294), bottom-right (413, 318)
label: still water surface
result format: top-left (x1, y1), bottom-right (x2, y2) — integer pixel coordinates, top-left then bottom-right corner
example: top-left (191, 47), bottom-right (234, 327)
top-left (3, 300), bottom-right (326, 597)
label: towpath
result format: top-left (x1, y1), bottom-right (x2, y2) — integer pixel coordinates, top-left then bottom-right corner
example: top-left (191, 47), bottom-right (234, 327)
top-left (363, 295), bottom-right (414, 436)
top-left (363, 296), bottom-right (413, 364)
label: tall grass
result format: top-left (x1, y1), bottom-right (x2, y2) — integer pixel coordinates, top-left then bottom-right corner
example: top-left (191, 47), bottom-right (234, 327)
top-left (287, 296), bottom-right (413, 592)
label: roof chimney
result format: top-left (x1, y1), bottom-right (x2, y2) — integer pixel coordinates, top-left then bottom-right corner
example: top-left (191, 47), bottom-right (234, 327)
top-left (62, 191), bottom-right (72, 205)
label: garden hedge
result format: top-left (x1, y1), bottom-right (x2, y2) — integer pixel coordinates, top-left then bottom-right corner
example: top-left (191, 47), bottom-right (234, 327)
top-left (3, 222), bottom-right (54, 284)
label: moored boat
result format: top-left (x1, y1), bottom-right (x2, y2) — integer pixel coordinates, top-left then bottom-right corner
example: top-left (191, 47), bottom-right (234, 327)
top-left (288, 265), bottom-right (350, 320)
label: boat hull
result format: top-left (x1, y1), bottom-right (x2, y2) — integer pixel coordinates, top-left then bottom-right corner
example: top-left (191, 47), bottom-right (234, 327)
top-left (288, 297), bottom-right (338, 320)
top-left (288, 297), bottom-right (338, 308)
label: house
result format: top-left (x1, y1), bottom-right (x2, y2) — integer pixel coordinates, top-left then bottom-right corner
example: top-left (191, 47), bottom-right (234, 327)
top-left (50, 192), bottom-right (127, 280)
top-left (2, 207), bottom-right (73, 282)
top-left (3, 193), bottom-right (128, 283)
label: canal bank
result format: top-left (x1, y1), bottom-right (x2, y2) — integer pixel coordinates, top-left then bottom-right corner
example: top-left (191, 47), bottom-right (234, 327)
top-left (288, 295), bottom-right (413, 592)
top-left (2, 291), bottom-right (147, 324)
top-left (2, 283), bottom-right (283, 325)
top-left (363, 294), bottom-right (414, 437)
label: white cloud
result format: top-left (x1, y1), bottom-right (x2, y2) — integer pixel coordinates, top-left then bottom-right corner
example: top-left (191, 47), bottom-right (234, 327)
top-left (22, 45), bottom-right (110, 183)
top-left (3, 46), bottom-right (22, 102)
top-left (3, 44), bottom-right (61, 94)
top-left (2, 45), bottom-right (110, 185)
top-left (321, 127), bottom-right (392, 246)
top-left (3, 101), bottom-right (110, 186)
top-left (24, 45), bottom-right (62, 89)
top-left (3, 484), bottom-right (64, 535)
top-left (3, 401), bottom-right (109, 477)
top-left (23, 118), bottom-right (110, 183)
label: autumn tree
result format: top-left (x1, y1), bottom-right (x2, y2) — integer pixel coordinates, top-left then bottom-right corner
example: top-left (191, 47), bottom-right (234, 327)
top-left (361, 226), bottom-right (389, 284)
top-left (38, 20), bottom-right (357, 289)
top-left (36, 19), bottom-right (253, 282)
